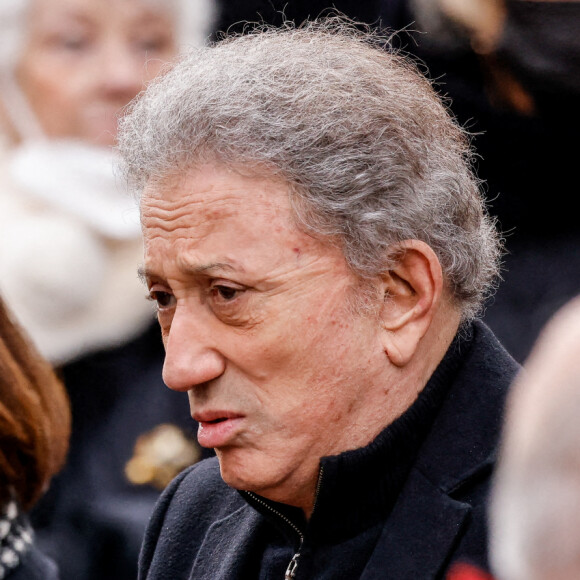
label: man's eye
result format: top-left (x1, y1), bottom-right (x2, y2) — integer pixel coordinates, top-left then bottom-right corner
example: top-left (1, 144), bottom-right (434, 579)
top-left (149, 290), bottom-right (174, 308)
top-left (213, 286), bottom-right (240, 301)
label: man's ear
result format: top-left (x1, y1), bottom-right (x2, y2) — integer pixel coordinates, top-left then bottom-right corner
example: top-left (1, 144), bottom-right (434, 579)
top-left (379, 240), bottom-right (443, 367)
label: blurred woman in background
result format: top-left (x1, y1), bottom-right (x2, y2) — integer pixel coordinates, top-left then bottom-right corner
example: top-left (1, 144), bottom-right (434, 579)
top-left (0, 0), bottom-right (214, 364)
top-left (0, 1), bottom-right (215, 578)
top-left (0, 294), bottom-right (70, 579)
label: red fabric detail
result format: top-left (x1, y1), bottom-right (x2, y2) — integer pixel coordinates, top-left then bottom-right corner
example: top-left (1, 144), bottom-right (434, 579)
top-left (446, 562), bottom-right (496, 580)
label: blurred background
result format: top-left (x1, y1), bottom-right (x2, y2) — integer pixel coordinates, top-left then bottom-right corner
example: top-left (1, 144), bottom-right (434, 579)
top-left (0, 0), bottom-right (577, 578)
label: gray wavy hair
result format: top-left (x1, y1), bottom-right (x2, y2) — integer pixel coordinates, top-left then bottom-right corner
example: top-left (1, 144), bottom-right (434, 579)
top-left (118, 17), bottom-right (502, 321)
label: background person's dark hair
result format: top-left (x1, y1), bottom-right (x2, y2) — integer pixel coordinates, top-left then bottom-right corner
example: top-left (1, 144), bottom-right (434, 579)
top-left (0, 296), bottom-right (70, 511)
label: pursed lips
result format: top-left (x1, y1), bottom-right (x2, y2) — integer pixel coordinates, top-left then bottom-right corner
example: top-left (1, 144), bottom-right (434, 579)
top-left (193, 410), bottom-right (245, 448)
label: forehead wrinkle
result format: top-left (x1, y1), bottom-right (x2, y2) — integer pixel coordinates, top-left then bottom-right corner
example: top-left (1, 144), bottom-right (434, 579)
top-left (176, 259), bottom-right (246, 277)
top-left (141, 192), bottom-right (245, 232)
top-left (188, 262), bottom-right (242, 274)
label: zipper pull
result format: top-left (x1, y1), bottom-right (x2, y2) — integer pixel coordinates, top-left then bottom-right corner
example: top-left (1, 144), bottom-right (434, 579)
top-left (285, 552), bottom-right (300, 579)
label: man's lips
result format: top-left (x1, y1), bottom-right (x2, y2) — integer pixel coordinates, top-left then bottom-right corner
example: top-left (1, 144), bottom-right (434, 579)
top-left (193, 410), bottom-right (243, 423)
top-left (193, 411), bottom-right (244, 448)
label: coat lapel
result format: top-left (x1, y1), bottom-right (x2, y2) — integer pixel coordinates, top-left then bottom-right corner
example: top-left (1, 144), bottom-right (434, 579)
top-left (189, 504), bottom-right (263, 580)
top-left (360, 323), bottom-right (517, 579)
top-left (361, 469), bottom-right (471, 580)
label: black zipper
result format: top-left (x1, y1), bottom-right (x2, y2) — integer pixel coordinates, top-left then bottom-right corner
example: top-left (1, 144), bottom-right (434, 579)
top-left (285, 466), bottom-right (325, 579)
top-left (244, 491), bottom-right (304, 578)
top-left (245, 466), bottom-right (325, 579)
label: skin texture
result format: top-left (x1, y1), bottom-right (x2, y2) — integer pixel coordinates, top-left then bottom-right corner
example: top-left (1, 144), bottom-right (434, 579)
top-left (15, 0), bottom-right (177, 145)
top-left (140, 163), bottom-right (460, 516)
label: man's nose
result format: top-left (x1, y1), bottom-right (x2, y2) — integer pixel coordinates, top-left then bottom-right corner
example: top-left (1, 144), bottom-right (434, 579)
top-left (162, 310), bottom-right (226, 392)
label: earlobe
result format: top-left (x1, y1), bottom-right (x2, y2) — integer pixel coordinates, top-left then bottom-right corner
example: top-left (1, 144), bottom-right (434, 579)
top-left (379, 241), bottom-right (443, 367)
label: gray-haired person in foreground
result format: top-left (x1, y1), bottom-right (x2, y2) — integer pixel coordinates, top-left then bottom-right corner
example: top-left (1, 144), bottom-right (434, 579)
top-left (118, 17), bottom-right (518, 580)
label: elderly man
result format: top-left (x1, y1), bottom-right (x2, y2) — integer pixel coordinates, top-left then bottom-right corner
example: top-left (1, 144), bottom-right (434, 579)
top-left (118, 18), bottom-right (518, 580)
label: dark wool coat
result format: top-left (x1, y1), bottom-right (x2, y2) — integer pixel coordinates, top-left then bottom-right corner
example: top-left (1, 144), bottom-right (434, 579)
top-left (8, 546), bottom-right (59, 580)
top-left (138, 321), bottom-right (519, 580)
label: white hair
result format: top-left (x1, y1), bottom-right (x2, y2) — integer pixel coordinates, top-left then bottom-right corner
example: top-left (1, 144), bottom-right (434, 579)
top-left (118, 17), bottom-right (502, 321)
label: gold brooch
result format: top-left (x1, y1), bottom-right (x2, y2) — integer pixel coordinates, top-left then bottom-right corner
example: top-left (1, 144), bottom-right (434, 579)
top-left (125, 423), bottom-right (202, 490)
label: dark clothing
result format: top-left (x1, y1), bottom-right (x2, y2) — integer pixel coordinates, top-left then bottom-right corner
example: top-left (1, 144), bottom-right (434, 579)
top-left (0, 506), bottom-right (59, 580)
top-left (31, 322), bottom-right (213, 580)
top-left (7, 547), bottom-right (59, 580)
top-left (139, 321), bottom-right (518, 579)
top-left (214, 0), bottom-right (394, 37)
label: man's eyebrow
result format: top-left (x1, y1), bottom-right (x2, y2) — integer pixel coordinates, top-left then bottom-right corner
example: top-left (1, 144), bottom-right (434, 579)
top-left (137, 266), bottom-right (150, 284)
top-left (187, 262), bottom-right (239, 274)
top-left (137, 262), bottom-right (241, 283)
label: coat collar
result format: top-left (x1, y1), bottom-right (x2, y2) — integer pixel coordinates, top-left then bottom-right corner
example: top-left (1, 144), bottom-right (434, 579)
top-left (361, 468), bottom-right (473, 580)
top-left (362, 321), bottom-right (519, 579)
top-left (414, 320), bottom-right (518, 493)
top-left (189, 504), bottom-right (263, 580)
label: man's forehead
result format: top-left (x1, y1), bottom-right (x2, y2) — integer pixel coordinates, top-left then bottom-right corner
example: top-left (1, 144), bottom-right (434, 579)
top-left (141, 164), bottom-right (294, 224)
top-left (138, 163), bottom-right (332, 273)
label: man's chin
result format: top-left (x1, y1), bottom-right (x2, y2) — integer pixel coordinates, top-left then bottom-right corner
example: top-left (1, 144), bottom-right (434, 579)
top-left (216, 449), bottom-right (277, 494)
